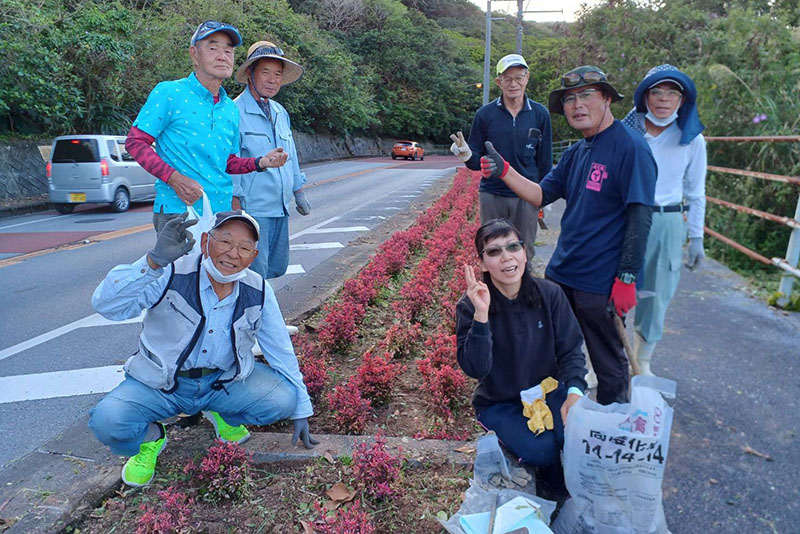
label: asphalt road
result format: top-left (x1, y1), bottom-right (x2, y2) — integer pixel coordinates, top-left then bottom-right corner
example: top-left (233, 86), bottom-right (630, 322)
top-left (0, 155), bottom-right (458, 468)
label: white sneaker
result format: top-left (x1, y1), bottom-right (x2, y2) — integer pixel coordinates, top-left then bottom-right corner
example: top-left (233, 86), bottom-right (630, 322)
top-left (286, 324), bottom-right (299, 335)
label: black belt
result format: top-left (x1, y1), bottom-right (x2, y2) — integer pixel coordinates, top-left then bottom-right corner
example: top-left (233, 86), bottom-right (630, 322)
top-left (176, 368), bottom-right (219, 379)
top-left (652, 204), bottom-right (687, 213)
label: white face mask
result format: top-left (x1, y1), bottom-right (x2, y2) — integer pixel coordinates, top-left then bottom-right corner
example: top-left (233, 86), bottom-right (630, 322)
top-left (202, 241), bottom-right (248, 283)
top-left (645, 101), bottom-right (679, 127)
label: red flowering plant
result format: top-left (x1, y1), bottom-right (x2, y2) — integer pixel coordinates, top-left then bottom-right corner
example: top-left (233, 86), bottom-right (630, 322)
top-left (326, 379), bottom-right (373, 434)
top-left (293, 333), bottom-right (329, 398)
top-left (136, 487), bottom-right (194, 534)
top-left (352, 435), bottom-right (404, 500)
top-left (317, 300), bottom-right (365, 353)
top-left (377, 321), bottom-right (422, 359)
top-left (183, 441), bottom-right (252, 504)
top-left (355, 350), bottom-right (404, 406)
top-left (312, 500), bottom-right (375, 534)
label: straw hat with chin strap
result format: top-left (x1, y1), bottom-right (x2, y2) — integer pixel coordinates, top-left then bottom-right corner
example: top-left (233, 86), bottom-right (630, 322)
top-left (235, 41), bottom-right (304, 86)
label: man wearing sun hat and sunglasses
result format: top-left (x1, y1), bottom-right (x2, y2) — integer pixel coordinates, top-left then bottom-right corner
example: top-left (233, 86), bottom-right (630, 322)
top-left (449, 53), bottom-right (553, 263)
top-left (232, 40), bottom-right (311, 280)
top-left (480, 66), bottom-right (657, 405)
top-left (125, 21), bottom-right (288, 232)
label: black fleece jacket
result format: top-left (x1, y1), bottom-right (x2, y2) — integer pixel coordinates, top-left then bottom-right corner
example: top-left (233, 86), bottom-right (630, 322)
top-left (456, 278), bottom-right (587, 413)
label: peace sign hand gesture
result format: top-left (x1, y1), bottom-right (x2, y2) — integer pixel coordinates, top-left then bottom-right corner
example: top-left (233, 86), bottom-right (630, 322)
top-left (464, 264), bottom-right (490, 323)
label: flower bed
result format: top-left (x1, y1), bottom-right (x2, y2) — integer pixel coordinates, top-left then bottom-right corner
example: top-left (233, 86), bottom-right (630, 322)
top-left (287, 168), bottom-right (483, 440)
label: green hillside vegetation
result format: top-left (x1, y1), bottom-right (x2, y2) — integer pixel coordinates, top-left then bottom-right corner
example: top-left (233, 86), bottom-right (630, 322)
top-left (1, 0), bottom-right (798, 287)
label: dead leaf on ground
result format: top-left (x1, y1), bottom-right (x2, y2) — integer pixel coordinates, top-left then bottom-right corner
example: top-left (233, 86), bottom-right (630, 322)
top-left (322, 452), bottom-right (335, 464)
top-left (325, 482), bottom-right (356, 504)
top-left (299, 519), bottom-right (314, 534)
top-left (454, 445), bottom-right (474, 454)
top-left (742, 445), bottom-right (773, 461)
top-left (709, 478), bottom-right (718, 485)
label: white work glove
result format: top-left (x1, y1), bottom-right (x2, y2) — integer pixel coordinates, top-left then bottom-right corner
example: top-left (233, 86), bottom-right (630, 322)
top-left (449, 131), bottom-right (472, 163)
top-left (686, 237), bottom-right (705, 269)
top-left (294, 190), bottom-right (311, 216)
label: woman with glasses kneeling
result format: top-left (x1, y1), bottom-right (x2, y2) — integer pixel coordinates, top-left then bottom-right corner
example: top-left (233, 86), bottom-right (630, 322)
top-left (456, 218), bottom-right (587, 498)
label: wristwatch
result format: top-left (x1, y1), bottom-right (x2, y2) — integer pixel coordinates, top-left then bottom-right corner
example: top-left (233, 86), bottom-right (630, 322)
top-left (618, 272), bottom-right (636, 284)
top-left (255, 155), bottom-right (267, 172)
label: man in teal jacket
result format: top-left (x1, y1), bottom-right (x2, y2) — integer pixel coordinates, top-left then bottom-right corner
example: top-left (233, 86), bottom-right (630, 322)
top-left (233, 40), bottom-right (311, 279)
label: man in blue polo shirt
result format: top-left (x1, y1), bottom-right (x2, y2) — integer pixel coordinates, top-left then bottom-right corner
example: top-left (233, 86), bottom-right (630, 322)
top-left (480, 66), bottom-right (657, 405)
top-left (126, 21), bottom-right (285, 231)
top-left (449, 54), bottom-right (553, 261)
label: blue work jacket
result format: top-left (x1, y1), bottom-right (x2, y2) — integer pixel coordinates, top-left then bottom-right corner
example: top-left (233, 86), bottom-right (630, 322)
top-left (233, 89), bottom-right (306, 217)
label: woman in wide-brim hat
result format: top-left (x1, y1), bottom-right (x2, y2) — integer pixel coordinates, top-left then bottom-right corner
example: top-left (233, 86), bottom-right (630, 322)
top-left (235, 41), bottom-right (304, 86)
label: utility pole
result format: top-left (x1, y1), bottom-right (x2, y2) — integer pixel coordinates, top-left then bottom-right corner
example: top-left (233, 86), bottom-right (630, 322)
top-left (516, 0), bottom-right (523, 54)
top-left (483, 1), bottom-right (492, 106)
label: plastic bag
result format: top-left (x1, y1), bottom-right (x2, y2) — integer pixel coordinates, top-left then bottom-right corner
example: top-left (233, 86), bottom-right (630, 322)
top-left (439, 479), bottom-right (556, 534)
top-left (474, 432), bottom-right (513, 488)
top-left (552, 379), bottom-right (676, 534)
top-left (186, 193), bottom-right (215, 257)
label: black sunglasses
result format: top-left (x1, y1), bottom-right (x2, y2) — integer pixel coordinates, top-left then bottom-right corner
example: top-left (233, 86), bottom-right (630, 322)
top-left (482, 240), bottom-right (524, 257)
top-left (562, 70), bottom-right (606, 87)
top-left (252, 45), bottom-right (284, 58)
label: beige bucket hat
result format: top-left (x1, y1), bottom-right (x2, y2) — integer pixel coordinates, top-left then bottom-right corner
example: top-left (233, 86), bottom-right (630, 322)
top-left (235, 41), bottom-right (304, 86)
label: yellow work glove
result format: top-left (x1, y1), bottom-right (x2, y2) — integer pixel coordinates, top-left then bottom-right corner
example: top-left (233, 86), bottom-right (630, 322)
top-left (449, 131), bottom-right (473, 163)
top-left (520, 377), bottom-right (559, 436)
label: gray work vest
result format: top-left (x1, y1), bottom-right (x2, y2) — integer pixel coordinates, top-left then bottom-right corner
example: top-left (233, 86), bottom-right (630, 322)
top-left (124, 254), bottom-right (265, 393)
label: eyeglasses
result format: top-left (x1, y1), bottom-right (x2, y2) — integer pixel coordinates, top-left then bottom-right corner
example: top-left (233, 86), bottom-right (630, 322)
top-left (209, 233), bottom-right (257, 258)
top-left (562, 69), bottom-right (606, 87)
top-left (499, 74), bottom-right (528, 86)
top-left (560, 88), bottom-right (600, 107)
top-left (482, 240), bottom-right (524, 257)
top-left (649, 87), bottom-right (682, 99)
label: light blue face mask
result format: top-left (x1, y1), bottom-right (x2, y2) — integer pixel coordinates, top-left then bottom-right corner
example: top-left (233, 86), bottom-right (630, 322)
top-left (202, 241), bottom-right (248, 283)
top-left (645, 101), bottom-right (680, 127)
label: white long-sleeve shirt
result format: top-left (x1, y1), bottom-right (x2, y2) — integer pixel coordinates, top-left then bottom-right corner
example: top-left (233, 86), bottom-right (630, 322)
top-left (644, 121), bottom-right (707, 238)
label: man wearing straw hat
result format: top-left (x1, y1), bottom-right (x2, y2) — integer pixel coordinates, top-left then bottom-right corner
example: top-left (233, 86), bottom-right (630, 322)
top-left (233, 41), bottom-right (311, 280)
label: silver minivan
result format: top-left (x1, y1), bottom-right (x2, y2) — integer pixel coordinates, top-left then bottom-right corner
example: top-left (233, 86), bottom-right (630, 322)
top-left (47, 135), bottom-right (156, 213)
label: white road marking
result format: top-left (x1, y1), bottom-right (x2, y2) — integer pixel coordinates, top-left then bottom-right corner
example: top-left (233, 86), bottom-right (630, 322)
top-left (351, 216), bottom-right (386, 221)
top-left (289, 216), bottom-right (340, 240)
top-left (285, 264), bottom-right (305, 274)
top-left (303, 226), bottom-right (369, 234)
top-left (0, 213), bottom-right (72, 231)
top-left (0, 313), bottom-right (144, 362)
top-left (381, 207), bottom-right (403, 211)
top-left (290, 242), bottom-right (343, 251)
top-left (0, 365), bottom-right (125, 403)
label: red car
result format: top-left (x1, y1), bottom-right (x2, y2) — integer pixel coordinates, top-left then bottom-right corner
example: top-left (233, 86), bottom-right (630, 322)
top-left (391, 140), bottom-right (424, 161)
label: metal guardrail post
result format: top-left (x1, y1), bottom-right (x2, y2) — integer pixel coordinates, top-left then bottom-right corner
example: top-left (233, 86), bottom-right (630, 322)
top-left (777, 193), bottom-right (800, 306)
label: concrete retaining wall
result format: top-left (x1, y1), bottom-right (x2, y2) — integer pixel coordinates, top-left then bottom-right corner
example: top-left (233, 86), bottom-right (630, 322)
top-left (0, 133), bottom-right (394, 201)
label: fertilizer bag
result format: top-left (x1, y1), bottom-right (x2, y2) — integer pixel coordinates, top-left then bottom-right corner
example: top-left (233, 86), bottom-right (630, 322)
top-left (553, 381), bottom-right (674, 534)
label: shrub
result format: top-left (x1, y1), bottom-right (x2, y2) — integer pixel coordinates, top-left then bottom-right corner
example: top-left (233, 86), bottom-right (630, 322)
top-left (136, 487), bottom-right (193, 534)
top-left (184, 441), bottom-right (252, 503)
top-left (312, 500), bottom-right (375, 534)
top-left (326, 379), bottom-right (372, 434)
top-left (355, 350), bottom-right (403, 406)
top-left (352, 435), bottom-right (403, 500)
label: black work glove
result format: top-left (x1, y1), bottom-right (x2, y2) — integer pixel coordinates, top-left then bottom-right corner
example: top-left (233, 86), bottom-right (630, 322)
top-left (148, 212), bottom-right (197, 267)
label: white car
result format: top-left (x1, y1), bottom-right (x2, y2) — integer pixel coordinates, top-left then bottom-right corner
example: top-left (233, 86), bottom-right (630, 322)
top-left (47, 135), bottom-right (156, 213)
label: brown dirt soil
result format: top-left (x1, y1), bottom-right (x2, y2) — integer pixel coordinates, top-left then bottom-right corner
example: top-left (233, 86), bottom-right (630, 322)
top-left (71, 425), bottom-right (471, 534)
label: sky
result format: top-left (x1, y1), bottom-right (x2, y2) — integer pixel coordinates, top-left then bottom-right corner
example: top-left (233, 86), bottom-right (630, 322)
top-left (467, 0), bottom-right (602, 23)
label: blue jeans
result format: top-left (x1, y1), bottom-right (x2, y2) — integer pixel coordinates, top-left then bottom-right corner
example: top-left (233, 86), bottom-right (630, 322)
top-left (476, 386), bottom-right (567, 468)
top-left (249, 215), bottom-right (289, 279)
top-left (89, 363), bottom-right (297, 456)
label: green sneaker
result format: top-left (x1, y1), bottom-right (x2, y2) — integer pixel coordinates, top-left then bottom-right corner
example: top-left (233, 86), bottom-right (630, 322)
top-left (203, 411), bottom-right (251, 444)
top-left (121, 423), bottom-right (167, 487)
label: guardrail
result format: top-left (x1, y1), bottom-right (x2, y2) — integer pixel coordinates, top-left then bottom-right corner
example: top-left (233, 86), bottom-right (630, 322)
top-left (553, 139), bottom-right (577, 162)
top-left (704, 135), bottom-right (800, 307)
